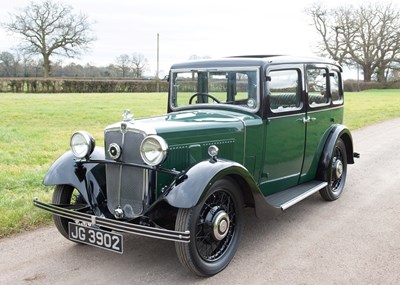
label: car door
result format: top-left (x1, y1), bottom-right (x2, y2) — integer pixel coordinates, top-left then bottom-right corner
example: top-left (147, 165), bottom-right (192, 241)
top-left (259, 65), bottom-right (306, 196)
top-left (299, 64), bottom-right (344, 183)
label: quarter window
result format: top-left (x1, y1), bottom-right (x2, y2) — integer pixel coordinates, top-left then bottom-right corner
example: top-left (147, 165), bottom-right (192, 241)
top-left (268, 69), bottom-right (301, 112)
top-left (331, 71), bottom-right (343, 104)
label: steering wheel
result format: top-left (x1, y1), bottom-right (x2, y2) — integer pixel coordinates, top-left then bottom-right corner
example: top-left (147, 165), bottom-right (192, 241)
top-left (188, 93), bottom-right (221, 104)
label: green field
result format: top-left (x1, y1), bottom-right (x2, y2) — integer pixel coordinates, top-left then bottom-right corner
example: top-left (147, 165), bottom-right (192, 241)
top-left (1, 90), bottom-right (399, 237)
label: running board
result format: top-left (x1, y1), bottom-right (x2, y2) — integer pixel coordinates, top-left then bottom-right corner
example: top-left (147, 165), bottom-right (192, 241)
top-left (265, 180), bottom-right (328, 211)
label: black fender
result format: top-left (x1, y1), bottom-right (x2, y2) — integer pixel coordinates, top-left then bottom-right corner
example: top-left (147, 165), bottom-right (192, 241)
top-left (43, 147), bottom-right (106, 213)
top-left (163, 159), bottom-right (281, 217)
top-left (317, 124), bottom-right (354, 181)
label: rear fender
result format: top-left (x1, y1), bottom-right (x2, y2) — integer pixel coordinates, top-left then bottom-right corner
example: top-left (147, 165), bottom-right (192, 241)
top-left (317, 125), bottom-right (354, 181)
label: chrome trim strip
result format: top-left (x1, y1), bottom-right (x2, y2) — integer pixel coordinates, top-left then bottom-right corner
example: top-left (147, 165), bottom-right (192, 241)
top-left (280, 182), bottom-right (328, 210)
top-left (85, 160), bottom-right (180, 176)
top-left (267, 105), bottom-right (344, 121)
top-left (105, 121), bottom-right (157, 137)
top-left (268, 112), bottom-right (304, 120)
top-left (307, 105), bottom-right (343, 114)
top-left (33, 199), bottom-right (190, 243)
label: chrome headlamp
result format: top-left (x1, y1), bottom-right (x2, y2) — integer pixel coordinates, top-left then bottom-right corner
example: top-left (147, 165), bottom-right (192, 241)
top-left (70, 131), bottom-right (95, 159)
top-left (140, 135), bottom-right (168, 166)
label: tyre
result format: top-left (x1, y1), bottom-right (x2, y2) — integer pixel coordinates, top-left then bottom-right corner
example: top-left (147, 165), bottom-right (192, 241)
top-left (320, 138), bottom-right (348, 201)
top-left (175, 177), bottom-right (244, 276)
top-left (52, 184), bottom-right (87, 240)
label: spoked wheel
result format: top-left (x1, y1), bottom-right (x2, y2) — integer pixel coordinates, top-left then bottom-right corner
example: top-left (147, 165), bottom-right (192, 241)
top-left (175, 178), bottom-right (244, 276)
top-left (320, 138), bottom-right (348, 201)
top-left (52, 184), bottom-right (88, 240)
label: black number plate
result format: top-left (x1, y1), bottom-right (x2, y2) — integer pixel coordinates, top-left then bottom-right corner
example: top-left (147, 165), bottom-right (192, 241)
top-left (68, 222), bottom-right (123, 254)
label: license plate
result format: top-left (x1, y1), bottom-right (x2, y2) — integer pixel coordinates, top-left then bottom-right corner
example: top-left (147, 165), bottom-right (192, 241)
top-left (68, 222), bottom-right (123, 254)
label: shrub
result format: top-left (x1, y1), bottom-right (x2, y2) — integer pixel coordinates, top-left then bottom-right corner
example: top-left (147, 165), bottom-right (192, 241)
top-left (0, 78), bottom-right (169, 93)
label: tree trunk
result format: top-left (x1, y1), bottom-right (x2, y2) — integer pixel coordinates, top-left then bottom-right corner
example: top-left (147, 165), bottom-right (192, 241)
top-left (43, 54), bottom-right (50, 78)
top-left (362, 65), bottom-right (372, 82)
top-left (376, 67), bottom-right (387, 83)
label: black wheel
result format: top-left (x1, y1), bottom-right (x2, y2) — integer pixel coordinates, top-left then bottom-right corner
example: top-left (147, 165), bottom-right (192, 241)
top-left (320, 138), bottom-right (348, 201)
top-left (52, 185), bottom-right (87, 240)
top-left (188, 93), bottom-right (221, 104)
top-left (175, 178), bottom-right (244, 276)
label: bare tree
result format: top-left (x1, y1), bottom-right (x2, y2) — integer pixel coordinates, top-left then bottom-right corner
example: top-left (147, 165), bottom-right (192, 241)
top-left (306, 2), bottom-right (400, 82)
top-left (2, 0), bottom-right (95, 77)
top-left (131, 53), bottom-right (148, 78)
top-left (115, 54), bottom-right (131, 78)
top-left (0, 51), bottom-right (18, 77)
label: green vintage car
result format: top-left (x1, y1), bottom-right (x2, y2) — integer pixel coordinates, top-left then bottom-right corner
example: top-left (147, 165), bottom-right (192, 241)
top-left (34, 55), bottom-right (358, 276)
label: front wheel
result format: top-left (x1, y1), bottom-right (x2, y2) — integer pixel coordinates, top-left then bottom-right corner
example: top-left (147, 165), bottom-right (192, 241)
top-left (52, 184), bottom-right (87, 240)
top-left (319, 138), bottom-right (348, 201)
top-left (175, 178), bottom-right (244, 276)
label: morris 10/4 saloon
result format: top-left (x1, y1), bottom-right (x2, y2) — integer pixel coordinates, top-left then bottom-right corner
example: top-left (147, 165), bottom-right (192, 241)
top-left (34, 55), bottom-right (358, 276)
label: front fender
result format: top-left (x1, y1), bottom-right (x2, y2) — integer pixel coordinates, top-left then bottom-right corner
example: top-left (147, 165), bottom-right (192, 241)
top-left (43, 147), bottom-right (106, 211)
top-left (164, 159), bottom-right (262, 210)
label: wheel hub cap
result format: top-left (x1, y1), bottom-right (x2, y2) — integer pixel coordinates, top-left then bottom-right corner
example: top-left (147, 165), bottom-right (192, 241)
top-left (212, 211), bottom-right (230, 241)
top-left (334, 159), bottom-right (343, 179)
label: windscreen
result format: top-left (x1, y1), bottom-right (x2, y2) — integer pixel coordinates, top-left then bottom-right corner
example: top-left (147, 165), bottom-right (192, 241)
top-left (170, 68), bottom-right (259, 111)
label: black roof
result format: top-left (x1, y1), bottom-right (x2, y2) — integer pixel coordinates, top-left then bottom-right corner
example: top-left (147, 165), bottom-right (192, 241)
top-left (170, 55), bottom-right (341, 70)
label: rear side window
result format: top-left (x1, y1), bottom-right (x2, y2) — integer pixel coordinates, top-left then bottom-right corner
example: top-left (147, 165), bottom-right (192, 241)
top-left (307, 67), bottom-right (329, 106)
top-left (268, 69), bottom-right (301, 112)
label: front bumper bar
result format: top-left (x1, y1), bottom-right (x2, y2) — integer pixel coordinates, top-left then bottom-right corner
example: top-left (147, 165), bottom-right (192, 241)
top-left (33, 198), bottom-right (190, 243)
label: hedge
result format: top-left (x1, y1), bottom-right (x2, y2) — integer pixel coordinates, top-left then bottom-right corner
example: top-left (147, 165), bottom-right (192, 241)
top-left (343, 80), bottom-right (400, 92)
top-left (0, 78), bottom-right (169, 93)
top-left (0, 78), bottom-right (399, 93)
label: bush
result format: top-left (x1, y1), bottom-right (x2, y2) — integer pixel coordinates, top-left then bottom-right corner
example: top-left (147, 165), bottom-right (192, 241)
top-left (0, 78), bottom-right (169, 93)
top-left (344, 79), bottom-right (400, 92)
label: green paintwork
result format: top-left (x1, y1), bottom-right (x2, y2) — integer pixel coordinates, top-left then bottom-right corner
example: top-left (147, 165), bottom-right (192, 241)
top-left (259, 113), bottom-right (306, 196)
top-left (300, 105), bottom-right (344, 183)
top-left (136, 109), bottom-right (264, 196)
top-left (135, 57), bottom-right (347, 200)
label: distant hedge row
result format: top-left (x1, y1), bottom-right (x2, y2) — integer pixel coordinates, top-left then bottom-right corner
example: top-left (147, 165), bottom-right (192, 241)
top-left (0, 78), bottom-right (169, 93)
top-left (343, 80), bottom-right (400, 92)
top-left (0, 78), bottom-right (399, 93)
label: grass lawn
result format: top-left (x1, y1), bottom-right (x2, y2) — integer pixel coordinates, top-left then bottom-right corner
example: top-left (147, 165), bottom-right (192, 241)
top-left (0, 90), bottom-right (399, 237)
top-left (344, 89), bottom-right (400, 129)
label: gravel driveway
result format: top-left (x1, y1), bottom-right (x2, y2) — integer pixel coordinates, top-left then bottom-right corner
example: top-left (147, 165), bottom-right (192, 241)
top-left (1, 118), bottom-right (399, 285)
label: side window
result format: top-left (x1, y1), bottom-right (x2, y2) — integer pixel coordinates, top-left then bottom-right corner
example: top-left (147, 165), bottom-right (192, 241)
top-left (268, 69), bottom-right (301, 112)
top-left (331, 70), bottom-right (343, 104)
top-left (307, 67), bottom-right (329, 106)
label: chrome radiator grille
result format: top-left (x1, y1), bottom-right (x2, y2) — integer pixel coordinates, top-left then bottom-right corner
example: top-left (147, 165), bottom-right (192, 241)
top-left (105, 129), bottom-right (147, 218)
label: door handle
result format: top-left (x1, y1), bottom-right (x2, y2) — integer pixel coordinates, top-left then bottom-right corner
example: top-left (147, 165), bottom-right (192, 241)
top-left (297, 117), bottom-right (317, 124)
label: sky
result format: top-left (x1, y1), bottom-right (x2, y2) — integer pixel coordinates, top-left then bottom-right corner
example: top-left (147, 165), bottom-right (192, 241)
top-left (0, 0), bottom-right (378, 78)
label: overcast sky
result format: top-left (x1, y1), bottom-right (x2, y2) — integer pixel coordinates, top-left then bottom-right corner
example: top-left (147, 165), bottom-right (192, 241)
top-left (0, 0), bottom-right (382, 77)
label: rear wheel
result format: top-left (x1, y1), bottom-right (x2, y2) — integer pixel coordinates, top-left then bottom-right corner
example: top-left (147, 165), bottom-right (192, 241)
top-left (52, 185), bottom-right (87, 240)
top-left (175, 178), bottom-right (244, 276)
top-left (320, 138), bottom-right (348, 201)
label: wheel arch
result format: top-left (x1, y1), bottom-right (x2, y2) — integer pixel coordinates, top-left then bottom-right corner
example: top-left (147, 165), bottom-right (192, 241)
top-left (164, 159), bottom-right (257, 209)
top-left (339, 131), bottom-right (355, 164)
top-left (163, 159), bottom-right (280, 217)
top-left (317, 124), bottom-right (354, 181)
top-left (43, 147), bottom-right (106, 211)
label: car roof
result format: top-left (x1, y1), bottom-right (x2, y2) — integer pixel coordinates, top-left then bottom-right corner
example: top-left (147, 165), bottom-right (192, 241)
top-left (170, 55), bottom-right (341, 70)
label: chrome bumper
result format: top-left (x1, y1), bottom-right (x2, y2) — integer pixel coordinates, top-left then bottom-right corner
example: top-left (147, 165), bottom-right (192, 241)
top-left (33, 198), bottom-right (190, 243)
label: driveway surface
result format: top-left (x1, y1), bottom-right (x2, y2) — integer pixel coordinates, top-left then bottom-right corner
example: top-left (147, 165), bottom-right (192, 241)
top-left (1, 118), bottom-right (400, 285)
